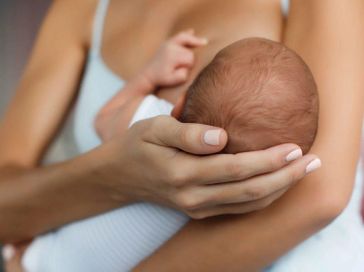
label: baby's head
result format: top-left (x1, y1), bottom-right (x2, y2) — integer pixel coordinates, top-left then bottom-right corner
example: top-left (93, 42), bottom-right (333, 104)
top-left (179, 38), bottom-right (318, 154)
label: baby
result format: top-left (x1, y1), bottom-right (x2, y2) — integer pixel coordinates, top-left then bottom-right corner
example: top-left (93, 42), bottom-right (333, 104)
top-left (96, 32), bottom-right (318, 155)
top-left (22, 31), bottom-right (318, 272)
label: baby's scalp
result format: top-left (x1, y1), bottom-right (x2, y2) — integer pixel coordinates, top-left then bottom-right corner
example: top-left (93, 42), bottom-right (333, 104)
top-left (180, 38), bottom-right (318, 154)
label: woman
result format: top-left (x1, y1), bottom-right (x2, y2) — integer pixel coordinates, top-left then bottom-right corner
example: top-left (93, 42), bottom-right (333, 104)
top-left (1, 0), bottom-right (363, 270)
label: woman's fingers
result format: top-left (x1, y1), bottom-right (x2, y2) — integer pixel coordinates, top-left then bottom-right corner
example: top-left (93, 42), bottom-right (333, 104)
top-left (178, 144), bottom-right (303, 185)
top-left (191, 154), bottom-right (320, 209)
top-left (172, 154), bottom-right (320, 212)
top-left (137, 115), bottom-right (228, 154)
top-left (131, 116), bottom-right (322, 217)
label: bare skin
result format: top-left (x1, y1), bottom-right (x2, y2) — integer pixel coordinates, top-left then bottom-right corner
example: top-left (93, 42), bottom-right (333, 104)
top-left (95, 30), bottom-right (207, 141)
top-left (2, 0), bottom-right (362, 271)
top-left (0, 0), bottom-right (314, 256)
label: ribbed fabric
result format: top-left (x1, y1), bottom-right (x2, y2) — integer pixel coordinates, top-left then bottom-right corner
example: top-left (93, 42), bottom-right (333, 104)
top-left (23, 204), bottom-right (188, 271)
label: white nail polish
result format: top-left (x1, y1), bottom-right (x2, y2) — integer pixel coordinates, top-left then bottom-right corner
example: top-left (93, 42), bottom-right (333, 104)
top-left (305, 158), bottom-right (322, 174)
top-left (285, 148), bottom-right (303, 162)
top-left (2, 244), bottom-right (15, 261)
top-left (203, 130), bottom-right (221, 146)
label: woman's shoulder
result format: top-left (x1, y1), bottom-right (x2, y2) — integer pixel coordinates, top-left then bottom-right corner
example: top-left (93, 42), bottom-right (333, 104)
top-left (47, 0), bottom-right (100, 49)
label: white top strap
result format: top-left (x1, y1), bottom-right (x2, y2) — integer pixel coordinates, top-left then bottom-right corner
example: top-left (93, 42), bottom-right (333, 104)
top-left (90, 0), bottom-right (110, 56)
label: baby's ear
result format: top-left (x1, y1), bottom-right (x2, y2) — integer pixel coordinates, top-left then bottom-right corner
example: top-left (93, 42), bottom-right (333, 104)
top-left (171, 93), bottom-right (187, 119)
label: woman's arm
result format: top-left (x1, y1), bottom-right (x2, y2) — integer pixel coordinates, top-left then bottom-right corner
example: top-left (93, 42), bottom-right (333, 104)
top-left (135, 1), bottom-right (364, 271)
top-left (0, 0), bottom-right (124, 242)
top-left (0, 0), bottom-right (92, 167)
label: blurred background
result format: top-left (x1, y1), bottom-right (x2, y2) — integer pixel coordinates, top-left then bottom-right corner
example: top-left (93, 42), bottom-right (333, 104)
top-left (0, 0), bottom-right (51, 270)
top-left (0, 0), bottom-right (50, 114)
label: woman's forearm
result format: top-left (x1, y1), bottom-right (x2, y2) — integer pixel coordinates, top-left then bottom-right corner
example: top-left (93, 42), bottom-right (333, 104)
top-left (0, 144), bottom-right (128, 244)
top-left (135, 1), bottom-right (364, 271)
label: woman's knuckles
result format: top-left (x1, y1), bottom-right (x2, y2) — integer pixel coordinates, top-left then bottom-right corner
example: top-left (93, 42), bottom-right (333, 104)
top-left (177, 125), bottom-right (194, 148)
top-left (146, 116), bottom-right (170, 137)
top-left (129, 118), bottom-right (150, 139)
top-left (283, 164), bottom-right (304, 185)
top-left (225, 158), bottom-right (249, 180)
top-left (163, 163), bottom-right (194, 187)
top-left (266, 152), bottom-right (283, 171)
top-left (243, 185), bottom-right (268, 201)
top-left (167, 171), bottom-right (188, 187)
top-left (174, 190), bottom-right (207, 211)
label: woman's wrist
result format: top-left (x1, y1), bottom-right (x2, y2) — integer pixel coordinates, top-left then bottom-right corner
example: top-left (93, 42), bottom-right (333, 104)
top-left (77, 141), bottom-right (136, 205)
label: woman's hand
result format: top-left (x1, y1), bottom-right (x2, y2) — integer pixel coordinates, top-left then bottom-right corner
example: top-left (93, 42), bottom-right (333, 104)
top-left (101, 115), bottom-right (320, 218)
top-left (1, 115), bottom-right (319, 271)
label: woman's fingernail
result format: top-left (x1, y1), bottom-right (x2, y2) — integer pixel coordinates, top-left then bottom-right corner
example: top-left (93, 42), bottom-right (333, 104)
top-left (2, 244), bottom-right (15, 261)
top-left (286, 148), bottom-right (303, 162)
top-left (203, 130), bottom-right (221, 146)
top-left (305, 158), bottom-right (322, 174)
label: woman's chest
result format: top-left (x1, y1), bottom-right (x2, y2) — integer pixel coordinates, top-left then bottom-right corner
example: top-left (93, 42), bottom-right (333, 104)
top-left (100, 0), bottom-right (254, 80)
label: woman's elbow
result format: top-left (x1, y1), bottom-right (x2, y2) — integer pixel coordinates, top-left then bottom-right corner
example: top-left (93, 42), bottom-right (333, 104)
top-left (319, 194), bottom-right (349, 224)
top-left (314, 178), bottom-right (355, 225)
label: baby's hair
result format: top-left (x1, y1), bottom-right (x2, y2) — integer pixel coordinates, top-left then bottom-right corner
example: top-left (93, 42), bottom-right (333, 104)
top-left (180, 38), bottom-right (318, 154)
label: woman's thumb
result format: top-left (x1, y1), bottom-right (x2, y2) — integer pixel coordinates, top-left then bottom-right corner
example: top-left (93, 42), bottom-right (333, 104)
top-left (138, 116), bottom-right (227, 155)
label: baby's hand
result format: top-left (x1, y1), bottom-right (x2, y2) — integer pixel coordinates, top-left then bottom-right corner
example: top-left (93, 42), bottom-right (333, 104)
top-left (143, 29), bottom-right (208, 87)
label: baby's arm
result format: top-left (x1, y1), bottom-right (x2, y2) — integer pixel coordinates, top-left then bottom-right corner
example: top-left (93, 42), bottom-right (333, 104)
top-left (95, 30), bottom-right (207, 141)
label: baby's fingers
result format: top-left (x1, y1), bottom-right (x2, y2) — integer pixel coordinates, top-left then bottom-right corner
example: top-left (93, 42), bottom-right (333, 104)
top-left (172, 30), bottom-right (208, 48)
top-left (172, 68), bottom-right (189, 84)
